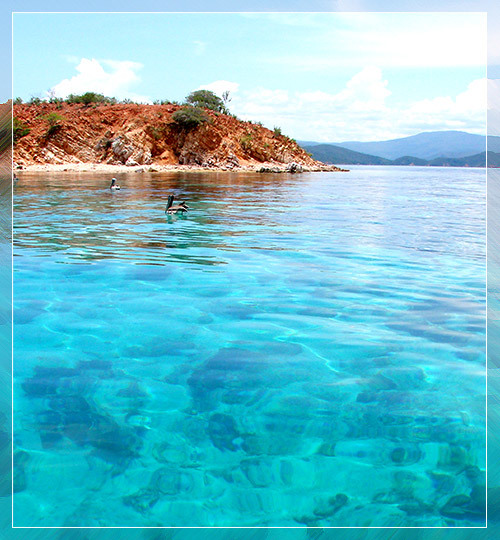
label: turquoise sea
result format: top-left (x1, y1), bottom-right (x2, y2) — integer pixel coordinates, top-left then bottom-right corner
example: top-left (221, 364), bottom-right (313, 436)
top-left (13, 166), bottom-right (485, 527)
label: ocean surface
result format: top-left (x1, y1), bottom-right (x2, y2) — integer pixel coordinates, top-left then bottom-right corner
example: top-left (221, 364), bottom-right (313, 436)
top-left (13, 166), bottom-right (486, 527)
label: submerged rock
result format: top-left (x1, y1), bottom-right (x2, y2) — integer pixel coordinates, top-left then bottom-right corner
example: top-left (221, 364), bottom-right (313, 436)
top-left (437, 444), bottom-right (475, 471)
top-left (88, 418), bottom-right (140, 456)
top-left (313, 493), bottom-right (349, 518)
top-left (117, 381), bottom-right (149, 398)
top-left (398, 499), bottom-right (434, 517)
top-left (187, 347), bottom-right (268, 411)
top-left (124, 465), bottom-right (196, 515)
top-left (440, 494), bottom-right (484, 520)
top-left (378, 366), bottom-right (427, 390)
top-left (240, 457), bottom-right (275, 488)
top-left (389, 445), bottom-right (422, 465)
top-left (207, 412), bottom-right (241, 452)
top-left (149, 466), bottom-right (194, 496)
top-left (36, 381), bottom-right (144, 465)
top-left (123, 488), bottom-right (159, 514)
top-left (22, 365), bottom-right (78, 397)
top-left (78, 359), bottom-right (113, 371)
top-left (427, 470), bottom-right (456, 493)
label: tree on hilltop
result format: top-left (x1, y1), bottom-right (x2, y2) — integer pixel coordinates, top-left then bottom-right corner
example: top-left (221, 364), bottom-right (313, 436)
top-left (185, 90), bottom-right (228, 114)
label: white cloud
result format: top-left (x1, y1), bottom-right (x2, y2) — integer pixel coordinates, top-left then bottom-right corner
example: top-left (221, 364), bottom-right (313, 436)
top-left (261, 13), bottom-right (486, 70)
top-left (197, 80), bottom-right (240, 97)
top-left (49, 58), bottom-right (151, 102)
top-left (337, 13), bottom-right (487, 68)
top-left (230, 69), bottom-right (485, 141)
top-left (315, 66), bottom-right (391, 112)
top-left (405, 79), bottom-right (486, 133)
top-left (232, 67), bottom-right (391, 140)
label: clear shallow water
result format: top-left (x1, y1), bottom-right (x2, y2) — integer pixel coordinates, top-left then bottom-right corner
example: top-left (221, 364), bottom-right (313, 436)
top-left (13, 167), bottom-right (485, 526)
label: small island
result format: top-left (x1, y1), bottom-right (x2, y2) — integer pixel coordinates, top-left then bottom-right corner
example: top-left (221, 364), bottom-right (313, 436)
top-left (13, 91), bottom-right (345, 174)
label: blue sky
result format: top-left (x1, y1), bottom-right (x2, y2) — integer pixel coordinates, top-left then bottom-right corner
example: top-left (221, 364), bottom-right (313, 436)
top-left (11, 10), bottom-right (488, 141)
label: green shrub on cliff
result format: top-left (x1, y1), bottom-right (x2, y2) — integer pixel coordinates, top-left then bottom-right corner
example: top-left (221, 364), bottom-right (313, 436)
top-left (13, 117), bottom-right (30, 143)
top-left (66, 92), bottom-right (116, 105)
top-left (172, 106), bottom-right (209, 129)
top-left (185, 90), bottom-right (227, 114)
top-left (43, 112), bottom-right (64, 137)
top-left (240, 133), bottom-right (253, 151)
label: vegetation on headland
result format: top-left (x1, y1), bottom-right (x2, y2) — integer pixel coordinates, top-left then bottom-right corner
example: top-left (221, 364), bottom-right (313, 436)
top-left (13, 89), bottom-right (288, 141)
top-left (185, 90), bottom-right (228, 114)
top-left (16, 92), bottom-right (119, 107)
top-left (13, 112), bottom-right (64, 144)
top-left (172, 106), bottom-right (210, 129)
top-left (66, 92), bottom-right (116, 105)
top-left (13, 117), bottom-right (30, 142)
top-left (15, 90), bottom-right (229, 110)
top-left (42, 112), bottom-right (64, 138)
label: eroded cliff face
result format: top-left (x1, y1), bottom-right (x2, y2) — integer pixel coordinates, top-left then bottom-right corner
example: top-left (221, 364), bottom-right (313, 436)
top-left (13, 102), bottom-right (337, 171)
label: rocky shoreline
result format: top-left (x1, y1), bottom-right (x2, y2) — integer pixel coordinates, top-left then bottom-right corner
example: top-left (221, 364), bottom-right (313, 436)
top-left (13, 102), bottom-right (349, 175)
top-left (15, 162), bottom-right (348, 174)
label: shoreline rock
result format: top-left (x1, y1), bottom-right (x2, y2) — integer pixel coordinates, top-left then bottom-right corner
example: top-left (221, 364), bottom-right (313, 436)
top-left (13, 162), bottom-right (348, 174)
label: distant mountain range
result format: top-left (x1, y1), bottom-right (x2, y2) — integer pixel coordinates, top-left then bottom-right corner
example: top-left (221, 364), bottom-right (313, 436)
top-left (304, 144), bottom-right (391, 166)
top-left (302, 143), bottom-right (500, 168)
top-left (299, 131), bottom-right (500, 167)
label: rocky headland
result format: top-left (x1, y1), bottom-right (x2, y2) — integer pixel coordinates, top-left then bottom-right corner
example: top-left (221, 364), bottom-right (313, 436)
top-left (13, 102), bottom-right (345, 173)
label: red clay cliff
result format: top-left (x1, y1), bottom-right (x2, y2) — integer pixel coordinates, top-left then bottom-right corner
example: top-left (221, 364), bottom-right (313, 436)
top-left (13, 102), bottom-right (342, 172)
